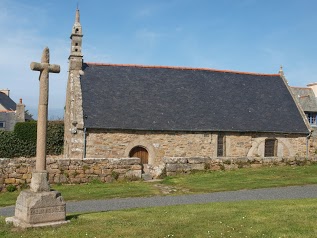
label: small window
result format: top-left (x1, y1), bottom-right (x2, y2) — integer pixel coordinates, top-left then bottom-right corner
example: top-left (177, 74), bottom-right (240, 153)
top-left (0, 121), bottom-right (5, 128)
top-left (264, 138), bottom-right (277, 157)
top-left (306, 112), bottom-right (317, 126)
top-left (75, 43), bottom-right (79, 46)
top-left (217, 134), bottom-right (225, 157)
top-left (75, 28), bottom-right (79, 33)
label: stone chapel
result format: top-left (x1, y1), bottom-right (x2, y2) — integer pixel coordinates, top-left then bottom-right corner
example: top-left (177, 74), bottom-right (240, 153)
top-left (64, 9), bottom-right (311, 177)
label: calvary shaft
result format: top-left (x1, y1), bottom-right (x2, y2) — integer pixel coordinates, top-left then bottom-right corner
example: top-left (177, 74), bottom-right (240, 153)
top-left (30, 47), bottom-right (60, 172)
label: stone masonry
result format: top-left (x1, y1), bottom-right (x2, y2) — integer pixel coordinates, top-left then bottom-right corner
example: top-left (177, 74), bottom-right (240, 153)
top-left (84, 130), bottom-right (309, 165)
top-left (0, 157), bottom-right (142, 192)
top-left (163, 156), bottom-right (317, 176)
top-left (1, 156), bottom-right (317, 191)
top-left (64, 8), bottom-right (85, 159)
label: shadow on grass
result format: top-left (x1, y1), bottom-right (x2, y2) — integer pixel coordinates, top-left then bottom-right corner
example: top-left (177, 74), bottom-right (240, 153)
top-left (66, 211), bottom-right (108, 221)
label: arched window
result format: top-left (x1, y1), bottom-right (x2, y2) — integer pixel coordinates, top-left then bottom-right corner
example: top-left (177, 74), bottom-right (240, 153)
top-left (264, 138), bottom-right (277, 157)
top-left (129, 146), bottom-right (149, 164)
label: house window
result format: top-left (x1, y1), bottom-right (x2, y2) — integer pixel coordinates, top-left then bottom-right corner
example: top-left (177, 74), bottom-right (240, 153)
top-left (306, 112), bottom-right (317, 126)
top-left (217, 134), bottom-right (225, 157)
top-left (0, 121), bottom-right (5, 128)
top-left (264, 138), bottom-right (277, 157)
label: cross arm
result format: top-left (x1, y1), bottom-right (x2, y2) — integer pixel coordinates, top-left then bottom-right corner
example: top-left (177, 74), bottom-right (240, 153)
top-left (30, 62), bottom-right (60, 73)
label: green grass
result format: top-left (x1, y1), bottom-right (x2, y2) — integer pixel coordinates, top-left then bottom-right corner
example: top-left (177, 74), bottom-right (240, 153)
top-left (0, 181), bottom-right (159, 207)
top-left (1, 199), bottom-right (317, 237)
top-left (52, 180), bottom-right (160, 201)
top-left (162, 164), bottom-right (317, 193)
top-left (1, 164), bottom-right (317, 207)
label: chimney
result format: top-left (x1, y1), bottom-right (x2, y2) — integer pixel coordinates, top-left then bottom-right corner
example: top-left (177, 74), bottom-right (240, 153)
top-left (0, 89), bottom-right (10, 97)
top-left (307, 83), bottom-right (317, 98)
top-left (16, 98), bottom-right (25, 122)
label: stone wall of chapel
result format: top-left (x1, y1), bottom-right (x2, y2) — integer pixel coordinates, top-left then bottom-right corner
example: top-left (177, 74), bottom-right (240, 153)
top-left (64, 62), bottom-right (85, 159)
top-left (84, 130), bottom-right (309, 162)
top-left (85, 130), bottom-right (215, 164)
top-left (309, 134), bottom-right (317, 156)
top-left (225, 134), bottom-right (252, 157)
top-left (246, 134), bottom-right (308, 158)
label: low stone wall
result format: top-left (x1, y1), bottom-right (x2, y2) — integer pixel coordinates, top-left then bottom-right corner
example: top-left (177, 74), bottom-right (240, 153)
top-left (0, 157), bottom-right (142, 192)
top-left (163, 157), bottom-right (317, 176)
top-left (2, 156), bottom-right (317, 192)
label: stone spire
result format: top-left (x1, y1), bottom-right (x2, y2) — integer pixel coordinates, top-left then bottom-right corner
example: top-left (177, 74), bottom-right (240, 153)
top-left (75, 7), bottom-right (80, 23)
top-left (69, 8), bottom-right (83, 60)
top-left (64, 8), bottom-right (85, 159)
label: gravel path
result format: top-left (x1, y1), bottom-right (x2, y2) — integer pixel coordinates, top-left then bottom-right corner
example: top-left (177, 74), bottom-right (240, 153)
top-left (1, 184), bottom-right (317, 217)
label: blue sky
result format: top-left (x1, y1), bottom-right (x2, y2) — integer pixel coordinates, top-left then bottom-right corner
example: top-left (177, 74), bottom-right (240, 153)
top-left (1, 0), bottom-right (317, 119)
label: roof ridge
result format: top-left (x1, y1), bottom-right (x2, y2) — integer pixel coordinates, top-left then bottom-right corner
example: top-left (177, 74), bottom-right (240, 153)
top-left (291, 86), bottom-right (310, 89)
top-left (85, 62), bottom-right (280, 76)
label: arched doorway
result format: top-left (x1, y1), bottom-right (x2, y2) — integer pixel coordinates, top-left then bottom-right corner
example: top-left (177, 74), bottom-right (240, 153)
top-left (129, 146), bottom-right (149, 165)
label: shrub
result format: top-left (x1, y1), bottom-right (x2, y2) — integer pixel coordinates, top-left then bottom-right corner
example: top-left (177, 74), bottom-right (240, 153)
top-left (6, 184), bottom-right (17, 192)
top-left (14, 121), bottom-right (37, 144)
top-left (0, 131), bottom-right (35, 158)
top-left (111, 170), bottom-right (120, 180)
top-left (0, 121), bottom-right (64, 158)
top-left (47, 121), bottom-right (64, 155)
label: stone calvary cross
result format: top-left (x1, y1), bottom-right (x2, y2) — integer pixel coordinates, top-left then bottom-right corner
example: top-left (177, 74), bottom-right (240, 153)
top-left (6, 47), bottom-right (67, 228)
top-left (29, 47), bottom-right (60, 192)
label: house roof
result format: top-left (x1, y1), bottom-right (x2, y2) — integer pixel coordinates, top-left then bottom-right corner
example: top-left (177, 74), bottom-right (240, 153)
top-left (0, 92), bottom-right (16, 111)
top-left (80, 63), bottom-right (309, 134)
top-left (290, 87), bottom-right (317, 112)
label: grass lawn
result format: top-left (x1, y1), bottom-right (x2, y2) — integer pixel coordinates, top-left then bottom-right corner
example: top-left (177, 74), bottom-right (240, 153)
top-left (162, 164), bottom-right (317, 193)
top-left (0, 181), bottom-right (159, 207)
top-left (1, 164), bottom-right (317, 207)
top-left (1, 198), bottom-right (317, 237)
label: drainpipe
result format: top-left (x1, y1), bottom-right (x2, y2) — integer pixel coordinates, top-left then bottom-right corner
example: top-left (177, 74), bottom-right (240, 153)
top-left (83, 127), bottom-right (87, 159)
top-left (306, 132), bottom-right (311, 158)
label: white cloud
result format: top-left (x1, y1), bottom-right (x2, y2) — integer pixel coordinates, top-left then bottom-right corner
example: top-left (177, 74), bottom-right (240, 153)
top-left (135, 28), bottom-right (162, 47)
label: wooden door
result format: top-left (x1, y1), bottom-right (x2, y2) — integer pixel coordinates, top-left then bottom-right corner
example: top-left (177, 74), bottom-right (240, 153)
top-left (129, 146), bottom-right (149, 164)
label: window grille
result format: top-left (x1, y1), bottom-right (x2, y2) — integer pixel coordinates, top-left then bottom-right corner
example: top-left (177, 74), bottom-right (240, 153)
top-left (217, 134), bottom-right (225, 157)
top-left (264, 138), bottom-right (277, 157)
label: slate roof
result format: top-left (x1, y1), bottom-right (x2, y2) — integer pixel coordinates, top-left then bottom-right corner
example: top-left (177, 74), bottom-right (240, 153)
top-left (80, 63), bottom-right (309, 134)
top-left (290, 87), bottom-right (317, 112)
top-left (0, 92), bottom-right (16, 111)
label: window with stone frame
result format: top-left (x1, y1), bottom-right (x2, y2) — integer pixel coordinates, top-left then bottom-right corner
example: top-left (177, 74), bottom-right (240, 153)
top-left (217, 134), bottom-right (226, 157)
top-left (264, 138), bottom-right (277, 157)
top-left (0, 121), bottom-right (5, 128)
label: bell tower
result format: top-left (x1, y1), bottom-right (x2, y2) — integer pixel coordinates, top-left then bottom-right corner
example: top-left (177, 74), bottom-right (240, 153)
top-left (69, 8), bottom-right (83, 70)
top-left (64, 8), bottom-right (85, 158)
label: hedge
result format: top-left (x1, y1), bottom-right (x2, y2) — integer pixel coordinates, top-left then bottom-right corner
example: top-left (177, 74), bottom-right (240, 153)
top-left (0, 121), bottom-right (64, 158)
top-left (14, 121), bottom-right (37, 144)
